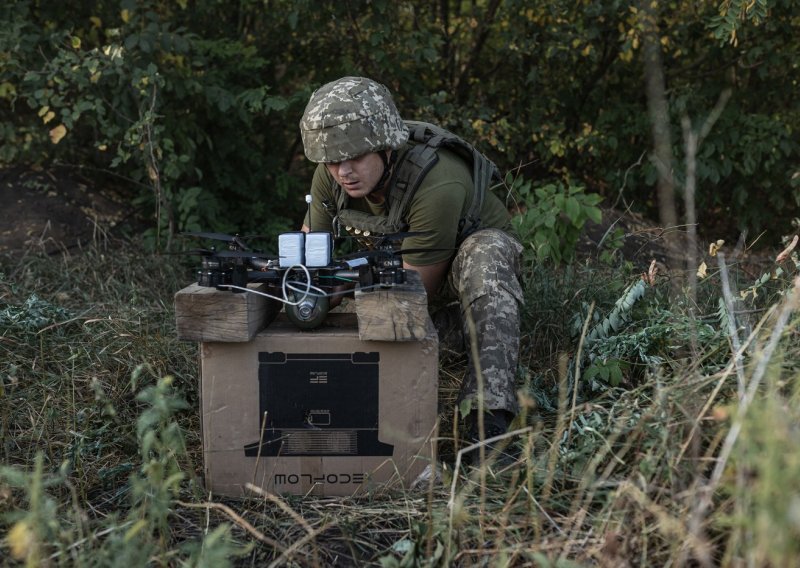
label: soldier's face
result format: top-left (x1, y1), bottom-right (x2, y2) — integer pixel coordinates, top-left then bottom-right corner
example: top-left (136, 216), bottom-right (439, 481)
top-left (326, 152), bottom-right (386, 199)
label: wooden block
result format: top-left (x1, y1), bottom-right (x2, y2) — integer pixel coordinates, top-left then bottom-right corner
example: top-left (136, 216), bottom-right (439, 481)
top-left (354, 270), bottom-right (431, 341)
top-left (175, 283), bottom-right (279, 342)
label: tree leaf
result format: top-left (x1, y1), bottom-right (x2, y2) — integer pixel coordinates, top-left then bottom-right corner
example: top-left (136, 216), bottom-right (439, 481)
top-left (565, 196), bottom-right (581, 223)
top-left (586, 206), bottom-right (602, 224)
top-left (609, 363), bottom-right (623, 386)
top-left (49, 124), bottom-right (67, 144)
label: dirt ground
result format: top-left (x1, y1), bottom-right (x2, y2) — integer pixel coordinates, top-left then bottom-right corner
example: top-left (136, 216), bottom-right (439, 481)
top-left (0, 166), bottom-right (134, 255)
top-left (0, 165), bottom-right (684, 268)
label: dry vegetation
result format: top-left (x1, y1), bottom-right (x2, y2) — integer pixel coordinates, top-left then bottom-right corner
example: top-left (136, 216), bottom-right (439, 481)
top-left (1, 231), bottom-right (799, 566)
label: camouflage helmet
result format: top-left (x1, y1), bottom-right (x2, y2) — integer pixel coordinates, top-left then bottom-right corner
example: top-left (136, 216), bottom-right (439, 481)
top-left (300, 76), bottom-right (409, 163)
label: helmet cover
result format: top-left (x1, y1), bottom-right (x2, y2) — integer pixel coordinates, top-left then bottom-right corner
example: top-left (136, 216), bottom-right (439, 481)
top-left (300, 76), bottom-right (409, 163)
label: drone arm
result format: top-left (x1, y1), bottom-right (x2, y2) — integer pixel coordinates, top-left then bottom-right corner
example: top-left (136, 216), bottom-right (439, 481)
top-left (250, 258), bottom-right (272, 270)
top-left (403, 259), bottom-right (449, 298)
top-left (324, 282), bottom-right (354, 309)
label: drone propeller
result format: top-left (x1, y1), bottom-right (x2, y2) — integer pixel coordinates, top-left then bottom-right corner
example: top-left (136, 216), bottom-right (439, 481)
top-left (162, 247), bottom-right (278, 260)
top-left (181, 231), bottom-right (254, 251)
top-left (339, 230), bottom-right (433, 242)
top-left (394, 247), bottom-right (455, 256)
top-left (339, 246), bottom-right (453, 260)
top-left (182, 231), bottom-right (240, 242)
top-left (182, 231), bottom-right (272, 241)
top-left (215, 250), bottom-right (279, 260)
top-left (338, 249), bottom-right (384, 261)
top-left (160, 248), bottom-right (217, 256)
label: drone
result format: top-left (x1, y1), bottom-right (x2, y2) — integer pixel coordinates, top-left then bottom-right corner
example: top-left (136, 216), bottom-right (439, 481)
top-left (179, 230), bottom-right (431, 329)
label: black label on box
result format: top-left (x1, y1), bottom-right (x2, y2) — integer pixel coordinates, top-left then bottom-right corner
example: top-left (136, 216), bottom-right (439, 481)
top-left (244, 352), bottom-right (394, 457)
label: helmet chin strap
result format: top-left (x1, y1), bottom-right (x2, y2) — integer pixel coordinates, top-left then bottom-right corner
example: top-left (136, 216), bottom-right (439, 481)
top-left (367, 150), bottom-right (397, 197)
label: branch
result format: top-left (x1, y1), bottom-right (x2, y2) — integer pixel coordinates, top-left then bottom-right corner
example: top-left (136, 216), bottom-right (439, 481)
top-left (454, 0), bottom-right (502, 104)
top-left (681, 87), bottom-right (732, 307)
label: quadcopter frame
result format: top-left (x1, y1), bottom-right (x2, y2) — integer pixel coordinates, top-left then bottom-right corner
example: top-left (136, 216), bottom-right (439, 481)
top-left (181, 231), bottom-right (413, 329)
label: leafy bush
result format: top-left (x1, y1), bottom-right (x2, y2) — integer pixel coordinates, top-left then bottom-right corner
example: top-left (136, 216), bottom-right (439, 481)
top-left (510, 177), bottom-right (602, 264)
top-left (1, 0), bottom-right (306, 247)
top-left (2, 0), bottom-right (798, 245)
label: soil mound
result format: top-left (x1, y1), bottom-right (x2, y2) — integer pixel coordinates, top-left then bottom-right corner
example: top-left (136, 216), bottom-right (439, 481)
top-left (0, 166), bottom-right (132, 255)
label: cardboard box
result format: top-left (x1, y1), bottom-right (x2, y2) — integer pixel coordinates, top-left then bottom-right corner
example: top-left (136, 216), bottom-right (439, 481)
top-left (200, 314), bottom-right (439, 497)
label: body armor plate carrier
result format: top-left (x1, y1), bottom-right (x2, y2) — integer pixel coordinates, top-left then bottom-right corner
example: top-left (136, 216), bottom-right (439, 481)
top-left (333, 120), bottom-right (501, 243)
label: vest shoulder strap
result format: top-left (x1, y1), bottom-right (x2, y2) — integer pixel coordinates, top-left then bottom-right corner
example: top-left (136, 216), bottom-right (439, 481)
top-left (394, 120), bottom-right (501, 240)
top-left (333, 120), bottom-right (501, 241)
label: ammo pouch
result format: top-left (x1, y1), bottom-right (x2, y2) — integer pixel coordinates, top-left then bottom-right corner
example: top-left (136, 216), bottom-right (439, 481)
top-left (334, 209), bottom-right (407, 236)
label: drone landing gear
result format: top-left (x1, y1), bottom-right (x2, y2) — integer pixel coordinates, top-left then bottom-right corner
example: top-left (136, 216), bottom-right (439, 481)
top-left (285, 293), bottom-right (330, 330)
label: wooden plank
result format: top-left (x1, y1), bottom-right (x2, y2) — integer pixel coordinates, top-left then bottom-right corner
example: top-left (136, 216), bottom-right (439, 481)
top-left (354, 270), bottom-right (432, 341)
top-left (175, 283), bottom-right (279, 342)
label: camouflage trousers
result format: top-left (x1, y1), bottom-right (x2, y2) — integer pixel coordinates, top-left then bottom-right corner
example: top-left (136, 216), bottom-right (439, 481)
top-left (431, 228), bottom-right (523, 415)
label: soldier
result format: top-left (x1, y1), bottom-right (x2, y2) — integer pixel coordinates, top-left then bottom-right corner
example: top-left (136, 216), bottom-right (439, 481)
top-left (299, 76), bottom-right (523, 462)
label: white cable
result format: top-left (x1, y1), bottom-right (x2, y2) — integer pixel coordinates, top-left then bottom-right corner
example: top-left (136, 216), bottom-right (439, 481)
top-left (217, 263), bottom-right (313, 306)
top-left (281, 264), bottom-right (312, 304)
top-left (282, 280), bottom-right (388, 298)
top-left (217, 261), bottom-right (400, 306)
top-left (219, 279), bottom-right (390, 303)
top-left (218, 285), bottom-right (302, 304)
top-left (283, 281), bottom-right (329, 298)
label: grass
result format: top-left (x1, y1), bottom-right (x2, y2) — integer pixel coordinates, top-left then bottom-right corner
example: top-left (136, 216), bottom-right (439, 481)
top-left (1, 233), bottom-right (799, 566)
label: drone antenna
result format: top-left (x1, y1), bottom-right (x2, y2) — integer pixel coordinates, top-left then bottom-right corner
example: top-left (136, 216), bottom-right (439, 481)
top-left (305, 194), bottom-right (313, 230)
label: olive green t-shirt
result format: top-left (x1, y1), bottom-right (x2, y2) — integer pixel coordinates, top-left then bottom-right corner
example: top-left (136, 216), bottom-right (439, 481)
top-left (303, 145), bottom-right (513, 266)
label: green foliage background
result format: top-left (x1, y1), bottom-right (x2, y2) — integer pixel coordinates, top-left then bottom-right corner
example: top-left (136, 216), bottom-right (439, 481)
top-left (2, 3), bottom-right (800, 564)
top-left (1, 0), bottom-right (798, 245)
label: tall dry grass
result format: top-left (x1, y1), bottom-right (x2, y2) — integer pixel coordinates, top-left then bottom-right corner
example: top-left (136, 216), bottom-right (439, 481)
top-left (1, 234), bottom-right (799, 566)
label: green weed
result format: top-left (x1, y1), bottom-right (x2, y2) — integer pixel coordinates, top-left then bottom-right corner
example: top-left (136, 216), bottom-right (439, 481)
top-left (1, 235), bottom-right (799, 565)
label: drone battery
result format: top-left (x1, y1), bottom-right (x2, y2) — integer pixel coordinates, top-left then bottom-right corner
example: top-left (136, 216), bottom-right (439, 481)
top-left (278, 232), bottom-right (305, 268)
top-left (305, 232), bottom-right (332, 267)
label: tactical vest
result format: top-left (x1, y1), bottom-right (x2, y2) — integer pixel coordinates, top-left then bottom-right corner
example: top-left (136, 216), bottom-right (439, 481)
top-left (333, 120), bottom-right (501, 242)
